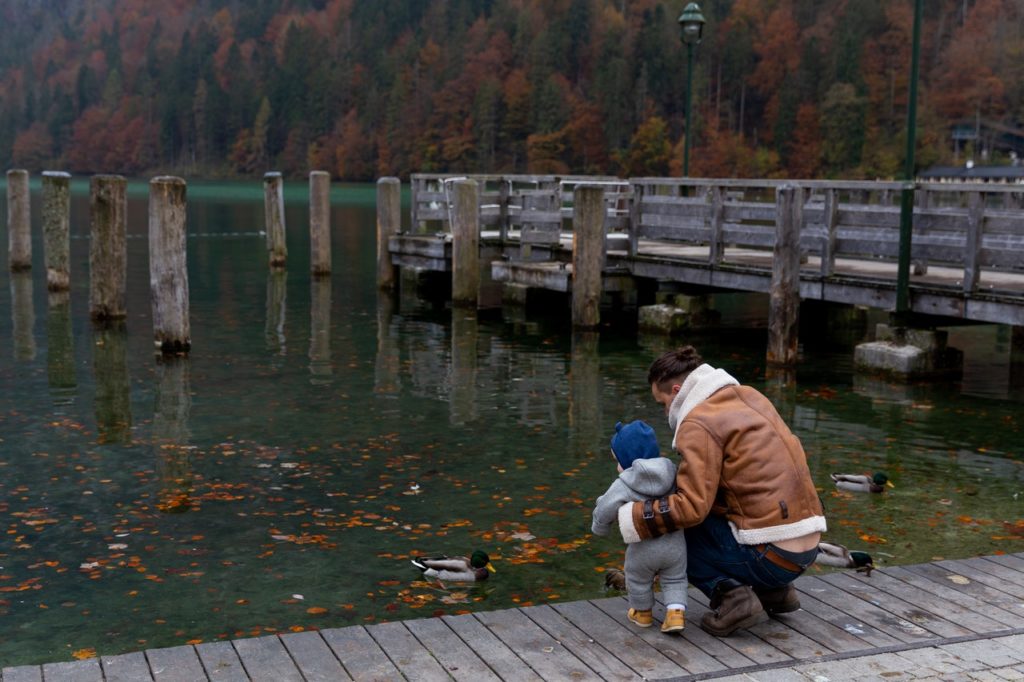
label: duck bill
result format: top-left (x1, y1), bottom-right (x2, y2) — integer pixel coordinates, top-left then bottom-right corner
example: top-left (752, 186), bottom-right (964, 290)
top-left (486, 562), bottom-right (496, 573)
top-left (886, 480), bottom-right (895, 488)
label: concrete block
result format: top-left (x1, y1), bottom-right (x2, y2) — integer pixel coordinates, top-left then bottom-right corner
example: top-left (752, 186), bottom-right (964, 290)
top-left (855, 341), bottom-right (930, 376)
top-left (638, 304), bottom-right (690, 335)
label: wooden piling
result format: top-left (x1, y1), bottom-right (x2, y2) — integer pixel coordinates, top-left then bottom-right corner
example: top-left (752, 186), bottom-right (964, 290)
top-left (7, 169), bottom-right (31, 271)
top-left (571, 185), bottom-right (606, 329)
top-left (264, 172), bottom-right (287, 267)
top-left (42, 171), bottom-right (72, 291)
top-left (451, 179), bottom-right (480, 307)
top-left (89, 175), bottom-right (128, 320)
top-left (149, 176), bottom-right (190, 354)
top-left (309, 171), bottom-right (331, 275)
top-left (376, 177), bottom-right (400, 290)
top-left (767, 184), bottom-right (803, 367)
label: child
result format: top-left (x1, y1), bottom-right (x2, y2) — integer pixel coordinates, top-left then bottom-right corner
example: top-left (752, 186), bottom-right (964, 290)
top-left (592, 420), bottom-right (687, 633)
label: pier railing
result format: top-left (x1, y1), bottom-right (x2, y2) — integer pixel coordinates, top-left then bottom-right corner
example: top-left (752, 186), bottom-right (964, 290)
top-left (409, 174), bottom-right (1024, 296)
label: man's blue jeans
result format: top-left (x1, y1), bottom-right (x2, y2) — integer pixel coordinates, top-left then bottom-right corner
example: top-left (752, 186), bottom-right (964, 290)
top-left (684, 514), bottom-right (817, 597)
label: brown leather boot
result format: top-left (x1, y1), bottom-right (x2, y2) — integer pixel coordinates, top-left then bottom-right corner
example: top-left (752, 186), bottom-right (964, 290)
top-left (700, 580), bottom-right (767, 636)
top-left (755, 584), bottom-right (800, 615)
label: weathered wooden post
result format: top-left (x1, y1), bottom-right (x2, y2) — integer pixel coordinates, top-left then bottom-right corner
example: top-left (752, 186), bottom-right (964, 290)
top-left (264, 171), bottom-right (287, 267)
top-left (7, 169), bottom-right (31, 271)
top-left (376, 177), bottom-right (400, 290)
top-left (10, 272), bottom-right (36, 361)
top-left (451, 178), bottom-right (480, 307)
top-left (149, 176), bottom-right (190, 353)
top-left (93, 322), bottom-right (131, 444)
top-left (90, 175), bottom-right (128, 320)
top-left (42, 171), bottom-right (72, 291)
top-left (309, 170), bottom-right (331, 275)
top-left (309, 277), bottom-right (331, 382)
top-left (572, 184), bottom-right (606, 329)
top-left (962, 191), bottom-right (984, 294)
top-left (767, 184), bottom-right (803, 367)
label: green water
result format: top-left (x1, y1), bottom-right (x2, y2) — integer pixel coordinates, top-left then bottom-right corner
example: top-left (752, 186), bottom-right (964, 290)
top-left (0, 181), bottom-right (1022, 666)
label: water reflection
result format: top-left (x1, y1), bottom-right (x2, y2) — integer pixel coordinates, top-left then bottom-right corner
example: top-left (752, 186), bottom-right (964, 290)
top-left (450, 310), bottom-right (478, 425)
top-left (46, 291), bottom-right (76, 407)
top-left (92, 321), bottom-right (131, 444)
top-left (763, 366), bottom-right (797, 426)
top-left (374, 292), bottom-right (400, 395)
top-left (10, 271), bottom-right (35, 361)
top-left (153, 356), bottom-right (193, 514)
top-left (569, 331), bottom-right (601, 456)
top-left (265, 269), bottom-right (287, 355)
top-left (308, 277), bottom-right (332, 383)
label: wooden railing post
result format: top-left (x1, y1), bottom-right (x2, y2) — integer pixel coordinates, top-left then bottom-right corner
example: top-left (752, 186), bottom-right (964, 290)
top-left (627, 181), bottom-right (642, 257)
top-left (820, 188), bottom-right (838, 277)
top-left (572, 184), bottom-right (606, 329)
top-left (264, 171), bottom-right (286, 267)
top-left (708, 185), bottom-right (724, 265)
top-left (89, 175), bottom-right (128, 320)
top-left (149, 176), bottom-right (190, 354)
top-left (963, 191), bottom-right (984, 294)
top-left (42, 170), bottom-right (72, 291)
top-left (376, 177), bottom-right (401, 291)
top-left (497, 177), bottom-right (510, 242)
top-left (768, 184), bottom-right (803, 367)
top-left (451, 179), bottom-right (481, 307)
top-left (7, 169), bottom-right (31, 271)
top-left (309, 170), bottom-right (331, 276)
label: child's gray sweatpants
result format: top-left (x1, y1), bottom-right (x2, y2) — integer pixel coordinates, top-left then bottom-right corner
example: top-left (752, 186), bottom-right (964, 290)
top-left (623, 530), bottom-right (688, 610)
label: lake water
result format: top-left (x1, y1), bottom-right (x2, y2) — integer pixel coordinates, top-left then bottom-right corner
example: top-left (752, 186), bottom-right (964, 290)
top-left (1, 179), bottom-right (1022, 666)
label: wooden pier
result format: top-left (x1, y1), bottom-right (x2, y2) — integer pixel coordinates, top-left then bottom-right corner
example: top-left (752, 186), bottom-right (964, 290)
top-left (390, 175), bottom-right (1024, 328)
top-left (5, 552), bottom-right (1024, 681)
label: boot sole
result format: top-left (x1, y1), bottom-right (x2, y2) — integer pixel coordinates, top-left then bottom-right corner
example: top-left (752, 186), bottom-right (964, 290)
top-left (765, 603), bottom-right (800, 615)
top-left (700, 609), bottom-right (769, 637)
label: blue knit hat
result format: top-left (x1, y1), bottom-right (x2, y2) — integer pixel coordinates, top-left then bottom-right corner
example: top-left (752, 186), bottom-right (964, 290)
top-left (610, 420), bottom-right (659, 469)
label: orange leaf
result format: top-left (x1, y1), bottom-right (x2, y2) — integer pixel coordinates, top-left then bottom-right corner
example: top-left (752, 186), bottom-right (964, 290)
top-left (72, 648), bottom-right (96, 660)
top-left (306, 606), bottom-right (328, 615)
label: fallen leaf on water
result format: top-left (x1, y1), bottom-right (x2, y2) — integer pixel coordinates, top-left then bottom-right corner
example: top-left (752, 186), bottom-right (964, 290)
top-left (72, 648), bottom-right (96, 660)
top-left (306, 606), bottom-right (328, 615)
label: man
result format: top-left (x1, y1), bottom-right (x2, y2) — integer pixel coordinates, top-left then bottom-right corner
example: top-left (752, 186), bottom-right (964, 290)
top-left (617, 346), bottom-right (825, 636)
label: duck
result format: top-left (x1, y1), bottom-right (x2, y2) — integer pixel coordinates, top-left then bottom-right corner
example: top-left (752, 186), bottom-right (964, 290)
top-left (411, 550), bottom-right (495, 582)
top-left (831, 472), bottom-right (893, 493)
top-left (604, 568), bottom-right (626, 591)
top-left (815, 541), bottom-right (875, 576)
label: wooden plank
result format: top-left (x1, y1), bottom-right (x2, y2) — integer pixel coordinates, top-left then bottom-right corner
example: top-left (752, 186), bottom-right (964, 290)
top-left (821, 188), bottom-right (839, 276)
top-left (561, 593), bottom-right (720, 675)
top-left (442, 613), bottom-right (542, 682)
top-left (146, 646), bottom-right (207, 682)
top-left (38, 660), bottom-right (102, 682)
top-left (934, 558), bottom-right (1024, 600)
top-left (321, 626), bottom-right (403, 682)
top-left (685, 591), bottom-right (816, 664)
top-left (0, 667), bottom-right (42, 682)
top-left (404, 617), bottom-right (501, 682)
top-left (233, 636), bottom-right (303, 682)
top-left (100, 652), bottom-right (154, 682)
top-left (843, 567), bottom-right (1008, 634)
top-left (797, 574), bottom-right (936, 644)
top-left (194, 641), bottom-right (248, 682)
top-left (819, 571), bottom-right (974, 639)
top-left (893, 564), bottom-right (1024, 628)
top-left (983, 554), bottom-right (1024, 574)
top-left (474, 607), bottom-right (598, 681)
top-left (790, 579), bottom-right (902, 649)
top-left (279, 631), bottom-right (350, 681)
top-left (539, 601), bottom-right (679, 680)
top-left (365, 621), bottom-right (450, 682)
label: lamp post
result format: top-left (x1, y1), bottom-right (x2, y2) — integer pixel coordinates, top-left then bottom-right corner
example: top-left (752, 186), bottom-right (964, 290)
top-left (895, 0), bottom-right (923, 315)
top-left (678, 2), bottom-right (705, 177)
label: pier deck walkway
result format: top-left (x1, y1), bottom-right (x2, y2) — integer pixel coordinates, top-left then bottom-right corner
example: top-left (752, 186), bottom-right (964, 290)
top-left (4, 552), bottom-right (1024, 681)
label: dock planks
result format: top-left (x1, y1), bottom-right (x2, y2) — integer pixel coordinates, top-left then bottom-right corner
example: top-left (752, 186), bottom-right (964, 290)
top-left (4, 552), bottom-right (1024, 681)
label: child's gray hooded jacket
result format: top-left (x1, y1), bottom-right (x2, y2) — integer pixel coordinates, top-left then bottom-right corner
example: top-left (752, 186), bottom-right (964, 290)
top-left (592, 457), bottom-right (678, 535)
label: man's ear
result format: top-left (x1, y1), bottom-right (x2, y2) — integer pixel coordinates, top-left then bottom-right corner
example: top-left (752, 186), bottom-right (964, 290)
top-left (671, 383), bottom-right (682, 395)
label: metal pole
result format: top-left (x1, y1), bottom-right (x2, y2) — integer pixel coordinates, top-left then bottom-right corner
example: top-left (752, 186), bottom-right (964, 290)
top-left (895, 0), bottom-right (923, 314)
top-left (684, 42), bottom-right (694, 177)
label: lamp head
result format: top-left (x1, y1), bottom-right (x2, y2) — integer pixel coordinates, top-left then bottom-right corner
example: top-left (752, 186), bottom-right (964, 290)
top-left (678, 2), bottom-right (706, 45)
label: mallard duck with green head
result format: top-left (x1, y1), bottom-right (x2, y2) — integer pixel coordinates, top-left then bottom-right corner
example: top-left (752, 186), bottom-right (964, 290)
top-left (831, 472), bottom-right (893, 493)
top-left (411, 550), bottom-right (495, 582)
top-left (815, 541), bottom-right (875, 576)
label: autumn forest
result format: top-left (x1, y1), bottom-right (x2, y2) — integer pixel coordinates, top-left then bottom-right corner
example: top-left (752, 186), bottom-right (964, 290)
top-left (1, 0), bottom-right (1022, 182)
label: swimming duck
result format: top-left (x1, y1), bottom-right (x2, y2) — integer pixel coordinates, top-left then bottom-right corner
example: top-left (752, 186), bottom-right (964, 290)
top-left (815, 541), bottom-right (875, 576)
top-left (411, 550), bottom-right (495, 582)
top-left (831, 472), bottom-right (893, 493)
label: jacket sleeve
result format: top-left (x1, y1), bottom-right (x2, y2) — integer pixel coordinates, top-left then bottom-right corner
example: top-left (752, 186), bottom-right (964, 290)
top-left (591, 479), bottom-right (631, 536)
top-left (619, 420), bottom-right (723, 542)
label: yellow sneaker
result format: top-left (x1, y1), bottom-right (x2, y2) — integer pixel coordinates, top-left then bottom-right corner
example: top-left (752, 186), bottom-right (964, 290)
top-left (627, 608), bottom-right (653, 628)
top-left (661, 608), bottom-right (686, 634)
